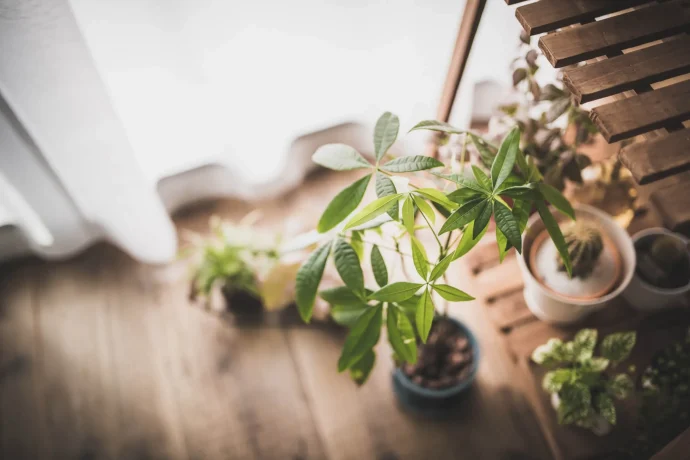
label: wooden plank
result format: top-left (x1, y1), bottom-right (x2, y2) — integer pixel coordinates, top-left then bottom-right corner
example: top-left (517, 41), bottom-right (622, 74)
top-left (564, 36), bottom-right (690, 104)
top-left (619, 128), bottom-right (690, 184)
top-left (517, 0), bottom-right (650, 36)
top-left (651, 174), bottom-right (690, 234)
top-left (653, 427), bottom-right (690, 460)
top-left (539, 1), bottom-right (690, 68)
top-left (590, 79), bottom-right (690, 142)
top-left (486, 289), bottom-right (537, 332)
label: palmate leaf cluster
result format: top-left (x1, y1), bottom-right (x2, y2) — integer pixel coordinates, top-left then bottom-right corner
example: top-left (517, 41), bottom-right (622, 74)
top-left (296, 111), bottom-right (574, 385)
top-left (532, 329), bottom-right (637, 429)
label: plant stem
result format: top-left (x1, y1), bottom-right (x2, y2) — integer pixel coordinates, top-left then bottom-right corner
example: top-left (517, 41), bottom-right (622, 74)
top-left (343, 235), bottom-right (413, 258)
top-left (419, 209), bottom-right (443, 253)
top-left (460, 133), bottom-right (468, 174)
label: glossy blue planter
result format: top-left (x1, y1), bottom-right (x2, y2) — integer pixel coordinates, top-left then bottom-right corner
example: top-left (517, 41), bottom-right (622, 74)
top-left (392, 317), bottom-right (480, 417)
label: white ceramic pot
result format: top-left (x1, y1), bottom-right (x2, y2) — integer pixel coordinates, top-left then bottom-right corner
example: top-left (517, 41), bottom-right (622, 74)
top-left (622, 228), bottom-right (690, 312)
top-left (517, 204), bottom-right (636, 325)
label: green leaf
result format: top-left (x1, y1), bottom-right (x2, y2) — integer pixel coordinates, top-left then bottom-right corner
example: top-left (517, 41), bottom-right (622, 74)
top-left (573, 329), bottom-right (598, 362)
top-left (469, 133), bottom-right (497, 168)
top-left (491, 127), bottom-right (520, 191)
top-left (535, 201), bottom-right (571, 277)
top-left (512, 199), bottom-right (531, 233)
top-left (471, 165), bottom-right (493, 191)
top-left (370, 245), bottom-right (388, 287)
top-left (320, 286), bottom-right (371, 306)
top-left (387, 306), bottom-right (417, 363)
top-left (416, 288), bottom-right (435, 343)
top-left (600, 331), bottom-right (636, 366)
top-left (430, 254), bottom-right (453, 282)
top-left (439, 198), bottom-right (485, 235)
top-left (334, 239), bottom-right (364, 295)
top-left (452, 220), bottom-right (488, 260)
top-left (595, 393), bottom-right (616, 425)
top-left (433, 284), bottom-right (474, 302)
top-left (543, 368), bottom-right (574, 393)
top-left (433, 172), bottom-right (488, 195)
top-left (312, 144), bottom-right (371, 171)
top-left (374, 112), bottom-right (399, 162)
top-left (493, 201), bottom-right (522, 253)
top-left (402, 196), bottom-right (415, 234)
top-left (412, 194), bottom-right (435, 225)
top-left (447, 187), bottom-right (484, 206)
top-left (473, 200), bottom-right (493, 239)
top-left (296, 242), bottom-right (332, 322)
top-left (338, 305), bottom-right (383, 371)
top-left (538, 183), bottom-right (575, 220)
top-left (380, 155), bottom-right (444, 173)
top-left (532, 338), bottom-right (569, 367)
top-left (607, 373), bottom-right (634, 400)
top-left (375, 172), bottom-right (399, 220)
top-left (409, 120), bottom-right (464, 134)
top-left (349, 349), bottom-right (376, 386)
top-left (410, 236), bottom-right (429, 279)
top-left (558, 382), bottom-right (591, 425)
top-left (582, 357), bottom-right (609, 372)
top-left (369, 282), bottom-right (424, 302)
top-left (331, 304), bottom-right (369, 327)
top-left (351, 231), bottom-right (365, 260)
top-left (317, 174), bottom-right (372, 233)
top-left (344, 193), bottom-right (402, 230)
top-left (496, 227), bottom-right (510, 263)
top-left (414, 188), bottom-right (458, 211)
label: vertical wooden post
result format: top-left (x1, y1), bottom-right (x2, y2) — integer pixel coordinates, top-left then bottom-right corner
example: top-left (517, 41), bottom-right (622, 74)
top-left (428, 0), bottom-right (487, 158)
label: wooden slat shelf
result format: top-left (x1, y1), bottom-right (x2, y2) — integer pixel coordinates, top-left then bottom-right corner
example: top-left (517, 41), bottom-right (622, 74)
top-left (590, 79), bottom-right (690, 142)
top-left (564, 36), bottom-right (690, 104)
top-left (505, 0), bottom-right (690, 233)
top-left (620, 128), bottom-right (690, 184)
top-left (539, 1), bottom-right (690, 68)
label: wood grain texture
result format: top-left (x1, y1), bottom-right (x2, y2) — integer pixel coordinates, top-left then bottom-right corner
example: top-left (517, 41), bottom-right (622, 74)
top-left (516, 0), bottom-right (651, 36)
top-left (539, 0), bottom-right (690, 68)
top-left (564, 36), bottom-right (690, 104)
top-left (590, 79), bottom-right (690, 142)
top-left (651, 173), bottom-right (690, 234)
top-left (619, 128), bottom-right (690, 184)
top-left (0, 170), bottom-right (554, 459)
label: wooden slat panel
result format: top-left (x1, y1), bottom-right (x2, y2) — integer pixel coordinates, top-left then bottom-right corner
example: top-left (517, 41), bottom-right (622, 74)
top-left (517, 0), bottom-right (650, 36)
top-left (651, 176), bottom-right (690, 234)
top-left (564, 36), bottom-right (690, 103)
top-left (590, 79), bottom-right (690, 142)
top-left (539, 0), bottom-right (690, 68)
top-left (620, 128), bottom-right (690, 184)
top-left (486, 289), bottom-right (537, 332)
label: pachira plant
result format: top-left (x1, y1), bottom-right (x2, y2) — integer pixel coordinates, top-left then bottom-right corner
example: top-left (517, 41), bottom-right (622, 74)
top-left (532, 329), bottom-right (637, 433)
top-left (295, 111), bottom-right (575, 385)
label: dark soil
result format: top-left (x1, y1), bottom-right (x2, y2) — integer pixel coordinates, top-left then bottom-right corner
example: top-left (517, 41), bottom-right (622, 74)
top-left (222, 288), bottom-right (264, 319)
top-left (635, 235), bottom-right (690, 290)
top-left (401, 317), bottom-right (474, 390)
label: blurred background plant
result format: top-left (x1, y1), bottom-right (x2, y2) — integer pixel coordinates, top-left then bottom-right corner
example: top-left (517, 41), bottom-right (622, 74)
top-left (183, 213), bottom-right (299, 312)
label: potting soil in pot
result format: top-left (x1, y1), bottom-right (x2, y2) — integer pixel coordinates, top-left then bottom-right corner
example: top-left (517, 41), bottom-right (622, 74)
top-left (635, 235), bottom-right (690, 290)
top-left (401, 318), bottom-right (474, 390)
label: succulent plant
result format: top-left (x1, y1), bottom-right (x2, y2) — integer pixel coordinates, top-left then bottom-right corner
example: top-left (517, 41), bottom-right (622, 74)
top-left (649, 235), bottom-right (686, 275)
top-left (557, 220), bottom-right (604, 278)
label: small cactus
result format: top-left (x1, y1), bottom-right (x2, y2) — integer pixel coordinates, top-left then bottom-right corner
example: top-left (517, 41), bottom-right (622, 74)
top-left (649, 235), bottom-right (685, 275)
top-left (557, 220), bottom-right (604, 278)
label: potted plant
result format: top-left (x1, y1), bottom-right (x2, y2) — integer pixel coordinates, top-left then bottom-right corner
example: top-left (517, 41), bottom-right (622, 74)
top-left (518, 204), bottom-right (636, 325)
top-left (532, 329), bottom-right (637, 436)
top-left (623, 228), bottom-right (690, 312)
top-left (294, 111), bottom-right (574, 413)
top-left (186, 215), bottom-right (298, 320)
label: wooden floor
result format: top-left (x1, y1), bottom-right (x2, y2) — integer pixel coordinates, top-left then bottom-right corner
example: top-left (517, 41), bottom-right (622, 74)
top-left (0, 171), bottom-right (553, 460)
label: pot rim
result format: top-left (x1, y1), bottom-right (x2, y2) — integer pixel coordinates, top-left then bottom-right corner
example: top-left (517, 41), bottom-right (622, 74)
top-left (630, 227), bottom-right (690, 295)
top-left (394, 316), bottom-right (480, 398)
top-left (517, 203), bottom-right (636, 307)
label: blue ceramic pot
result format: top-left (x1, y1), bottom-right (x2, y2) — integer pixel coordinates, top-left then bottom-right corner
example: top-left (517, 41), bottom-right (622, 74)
top-left (392, 317), bottom-right (480, 417)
